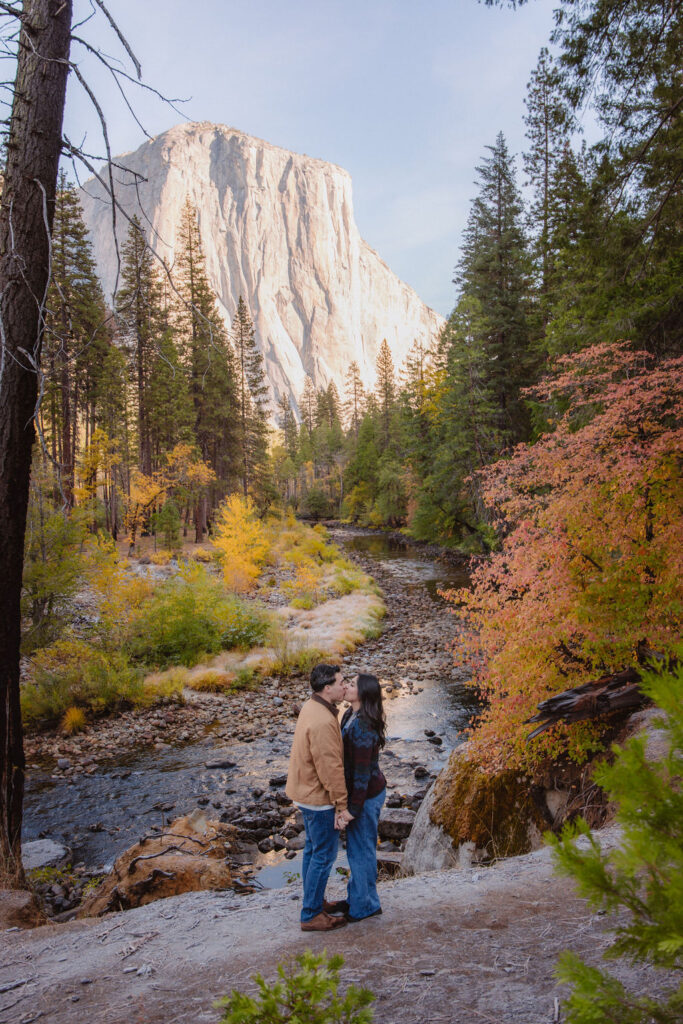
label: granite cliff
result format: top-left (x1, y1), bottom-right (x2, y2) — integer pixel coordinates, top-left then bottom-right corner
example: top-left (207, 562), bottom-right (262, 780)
top-left (79, 122), bottom-right (444, 411)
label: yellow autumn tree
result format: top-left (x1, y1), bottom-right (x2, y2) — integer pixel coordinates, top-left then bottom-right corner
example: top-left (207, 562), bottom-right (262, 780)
top-left (213, 493), bottom-right (270, 593)
top-left (125, 471), bottom-right (167, 554)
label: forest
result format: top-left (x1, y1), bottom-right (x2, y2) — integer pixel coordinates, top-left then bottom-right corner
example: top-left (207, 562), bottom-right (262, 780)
top-left (0, 1), bottom-right (681, 1021)
top-left (22, 0), bottom-right (680, 760)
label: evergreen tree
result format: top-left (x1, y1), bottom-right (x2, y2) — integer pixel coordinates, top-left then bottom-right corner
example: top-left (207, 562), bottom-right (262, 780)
top-left (175, 199), bottom-right (240, 532)
top-left (523, 47), bottom-right (573, 321)
top-left (375, 339), bottom-right (396, 449)
top-left (115, 214), bottom-right (164, 477)
top-left (456, 132), bottom-right (533, 445)
top-left (343, 360), bottom-right (365, 437)
top-left (277, 393), bottom-right (298, 462)
top-left (231, 295), bottom-right (271, 503)
top-left (146, 327), bottom-right (195, 462)
top-left (44, 173), bottom-right (111, 504)
top-left (551, 0), bottom-right (683, 355)
top-left (300, 375), bottom-right (316, 435)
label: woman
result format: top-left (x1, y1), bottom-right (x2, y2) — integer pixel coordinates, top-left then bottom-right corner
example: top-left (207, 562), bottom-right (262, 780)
top-left (336, 673), bottom-right (387, 922)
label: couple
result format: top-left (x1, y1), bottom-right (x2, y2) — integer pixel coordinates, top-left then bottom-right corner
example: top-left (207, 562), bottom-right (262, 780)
top-left (285, 663), bottom-right (387, 932)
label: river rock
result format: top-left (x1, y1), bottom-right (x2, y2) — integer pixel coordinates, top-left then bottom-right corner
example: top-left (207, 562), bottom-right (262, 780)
top-left (22, 839), bottom-right (71, 871)
top-left (401, 783), bottom-right (459, 875)
top-left (0, 889), bottom-right (47, 930)
top-left (378, 807), bottom-right (416, 840)
top-left (78, 810), bottom-right (236, 917)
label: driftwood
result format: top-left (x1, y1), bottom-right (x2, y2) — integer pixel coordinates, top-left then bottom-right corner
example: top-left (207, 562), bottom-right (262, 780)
top-left (525, 668), bottom-right (643, 740)
top-left (524, 645), bottom-right (672, 741)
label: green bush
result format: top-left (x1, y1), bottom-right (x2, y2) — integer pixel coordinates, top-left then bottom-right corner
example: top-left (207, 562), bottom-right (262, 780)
top-left (216, 950), bottom-right (374, 1024)
top-left (151, 499), bottom-right (182, 550)
top-left (549, 659), bottom-right (683, 1024)
top-left (22, 639), bottom-right (143, 725)
top-left (125, 564), bottom-right (270, 668)
top-left (302, 486), bottom-right (333, 521)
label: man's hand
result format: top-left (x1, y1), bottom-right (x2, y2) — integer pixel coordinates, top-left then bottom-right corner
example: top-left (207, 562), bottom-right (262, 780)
top-left (335, 809), bottom-right (354, 830)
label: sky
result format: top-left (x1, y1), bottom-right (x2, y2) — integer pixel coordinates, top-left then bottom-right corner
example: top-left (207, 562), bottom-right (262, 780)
top-left (63, 0), bottom-right (561, 318)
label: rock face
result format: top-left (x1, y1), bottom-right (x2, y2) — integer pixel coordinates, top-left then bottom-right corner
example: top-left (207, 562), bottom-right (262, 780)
top-left (79, 810), bottom-right (235, 916)
top-left (21, 839), bottom-right (70, 871)
top-left (79, 122), bottom-right (444, 412)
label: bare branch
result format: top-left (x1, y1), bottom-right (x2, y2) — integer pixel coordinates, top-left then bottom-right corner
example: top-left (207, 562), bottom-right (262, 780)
top-left (92, 0), bottom-right (141, 79)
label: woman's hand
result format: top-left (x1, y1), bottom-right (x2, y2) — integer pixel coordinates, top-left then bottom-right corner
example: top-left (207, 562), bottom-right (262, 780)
top-left (335, 809), bottom-right (354, 829)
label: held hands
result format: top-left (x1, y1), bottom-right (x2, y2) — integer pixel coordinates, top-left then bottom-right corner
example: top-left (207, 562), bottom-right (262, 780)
top-left (334, 808), bottom-right (354, 830)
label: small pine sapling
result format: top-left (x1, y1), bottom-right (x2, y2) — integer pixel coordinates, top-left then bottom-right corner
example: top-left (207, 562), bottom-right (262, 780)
top-left (548, 659), bottom-right (683, 1024)
top-left (215, 950), bottom-right (374, 1024)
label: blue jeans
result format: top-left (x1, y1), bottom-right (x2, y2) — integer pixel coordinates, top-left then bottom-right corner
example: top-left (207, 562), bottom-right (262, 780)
top-left (301, 807), bottom-right (338, 922)
top-left (346, 788), bottom-right (386, 919)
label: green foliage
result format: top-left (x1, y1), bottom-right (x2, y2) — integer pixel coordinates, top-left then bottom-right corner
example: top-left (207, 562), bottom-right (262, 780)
top-left (22, 465), bottom-right (89, 652)
top-left (302, 485), bottom-right (333, 520)
top-left (216, 950), bottom-right (374, 1024)
top-left (124, 564), bottom-right (270, 668)
top-left (151, 500), bottom-right (182, 550)
top-left (22, 639), bottom-right (143, 726)
top-left (548, 660), bottom-right (683, 1023)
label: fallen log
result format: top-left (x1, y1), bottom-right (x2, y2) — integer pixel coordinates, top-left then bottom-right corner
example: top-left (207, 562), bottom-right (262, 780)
top-left (525, 667), bottom-right (644, 741)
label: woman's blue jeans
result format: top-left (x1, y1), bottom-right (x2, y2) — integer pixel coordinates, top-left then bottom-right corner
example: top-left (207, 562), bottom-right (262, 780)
top-left (346, 788), bottom-right (386, 919)
top-left (301, 807), bottom-right (338, 922)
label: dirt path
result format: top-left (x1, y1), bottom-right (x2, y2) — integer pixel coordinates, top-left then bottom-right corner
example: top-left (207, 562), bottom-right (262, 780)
top-left (3, 827), bottom-right (664, 1024)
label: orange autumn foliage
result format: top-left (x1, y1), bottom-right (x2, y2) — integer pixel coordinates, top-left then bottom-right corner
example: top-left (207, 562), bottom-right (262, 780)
top-left (444, 342), bottom-right (683, 771)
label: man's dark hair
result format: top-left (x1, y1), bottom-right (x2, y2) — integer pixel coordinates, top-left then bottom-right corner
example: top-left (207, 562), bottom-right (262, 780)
top-left (310, 663), bottom-right (341, 692)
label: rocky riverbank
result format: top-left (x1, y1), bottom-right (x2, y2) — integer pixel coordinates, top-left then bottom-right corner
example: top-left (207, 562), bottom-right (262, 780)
top-left (22, 530), bottom-right (471, 920)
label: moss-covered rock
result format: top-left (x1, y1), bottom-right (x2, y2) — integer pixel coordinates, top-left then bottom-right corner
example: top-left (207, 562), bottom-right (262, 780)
top-left (430, 747), bottom-right (547, 861)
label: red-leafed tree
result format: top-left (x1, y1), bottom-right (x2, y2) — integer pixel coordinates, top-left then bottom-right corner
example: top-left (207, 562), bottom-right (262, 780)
top-left (443, 341), bottom-right (683, 771)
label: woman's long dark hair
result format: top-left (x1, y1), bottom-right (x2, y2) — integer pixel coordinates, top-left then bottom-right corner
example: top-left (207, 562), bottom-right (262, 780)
top-left (356, 673), bottom-right (386, 748)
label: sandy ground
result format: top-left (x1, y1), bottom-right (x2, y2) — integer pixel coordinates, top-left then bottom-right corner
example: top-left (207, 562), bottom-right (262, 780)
top-left (2, 826), bottom-right (667, 1024)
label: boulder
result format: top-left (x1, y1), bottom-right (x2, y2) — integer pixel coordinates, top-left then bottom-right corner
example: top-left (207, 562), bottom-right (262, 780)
top-left (78, 810), bottom-right (236, 917)
top-left (401, 783), bottom-right (459, 875)
top-left (0, 889), bottom-right (47, 929)
top-left (378, 807), bottom-right (416, 840)
top-left (402, 743), bottom-right (547, 875)
top-left (22, 839), bottom-right (71, 871)
top-left (430, 744), bottom-right (545, 862)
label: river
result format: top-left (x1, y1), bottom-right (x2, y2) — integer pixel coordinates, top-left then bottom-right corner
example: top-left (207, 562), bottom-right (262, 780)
top-left (22, 530), bottom-right (477, 887)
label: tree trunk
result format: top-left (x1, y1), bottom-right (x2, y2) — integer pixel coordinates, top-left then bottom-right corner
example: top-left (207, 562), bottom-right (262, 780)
top-left (0, 0), bottom-right (72, 885)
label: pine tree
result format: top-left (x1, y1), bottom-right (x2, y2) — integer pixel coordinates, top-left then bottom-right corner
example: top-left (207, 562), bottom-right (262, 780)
top-left (343, 361), bottom-right (365, 437)
top-left (550, 0), bottom-right (683, 355)
top-left (44, 173), bottom-right (111, 504)
top-left (175, 199), bottom-right (240, 505)
top-left (146, 327), bottom-right (195, 463)
top-left (300, 375), bottom-right (316, 435)
top-left (456, 132), bottom-right (533, 445)
top-left (277, 393), bottom-right (298, 462)
top-left (115, 215), bottom-right (164, 477)
top-left (375, 339), bottom-right (396, 449)
top-left (231, 295), bottom-right (271, 502)
top-left (523, 47), bottom-right (573, 320)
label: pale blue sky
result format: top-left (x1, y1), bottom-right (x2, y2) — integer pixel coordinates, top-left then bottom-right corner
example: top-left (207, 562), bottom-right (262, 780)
top-left (64, 0), bottom-right (560, 316)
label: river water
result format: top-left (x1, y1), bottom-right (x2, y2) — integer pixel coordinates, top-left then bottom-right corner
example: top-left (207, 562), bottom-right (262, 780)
top-left (22, 532), bottom-right (477, 885)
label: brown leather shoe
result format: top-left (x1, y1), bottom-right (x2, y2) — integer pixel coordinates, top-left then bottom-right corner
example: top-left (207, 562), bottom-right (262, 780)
top-left (301, 911), bottom-right (348, 932)
top-left (323, 899), bottom-right (349, 915)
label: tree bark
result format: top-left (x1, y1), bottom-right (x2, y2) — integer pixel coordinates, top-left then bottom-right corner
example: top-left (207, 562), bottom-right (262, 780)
top-left (0, 0), bottom-right (72, 885)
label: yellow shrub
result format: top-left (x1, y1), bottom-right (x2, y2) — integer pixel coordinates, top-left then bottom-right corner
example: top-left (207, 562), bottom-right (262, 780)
top-left (213, 494), bottom-right (270, 593)
top-left (61, 706), bottom-right (86, 734)
top-left (186, 670), bottom-right (234, 693)
top-left (150, 549), bottom-right (174, 566)
top-left (136, 669), bottom-right (188, 706)
top-left (190, 547), bottom-right (215, 563)
top-left (282, 563), bottom-right (325, 607)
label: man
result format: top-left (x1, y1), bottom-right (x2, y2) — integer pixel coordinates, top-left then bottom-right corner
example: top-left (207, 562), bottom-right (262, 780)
top-left (286, 663), bottom-right (354, 931)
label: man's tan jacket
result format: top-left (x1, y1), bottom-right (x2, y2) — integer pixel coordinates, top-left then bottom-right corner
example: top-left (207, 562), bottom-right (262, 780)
top-left (286, 695), bottom-right (348, 812)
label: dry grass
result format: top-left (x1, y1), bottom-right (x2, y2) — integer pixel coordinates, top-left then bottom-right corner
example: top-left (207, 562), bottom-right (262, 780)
top-left (60, 706), bottom-right (86, 734)
top-left (185, 669), bottom-right (235, 693)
